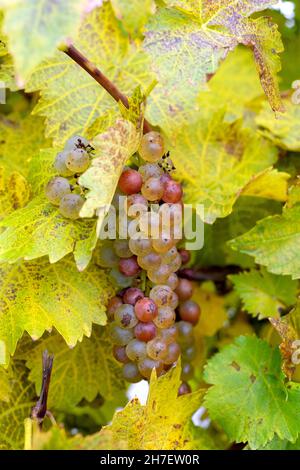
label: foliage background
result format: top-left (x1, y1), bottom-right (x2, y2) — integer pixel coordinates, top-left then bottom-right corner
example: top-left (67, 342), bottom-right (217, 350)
top-left (1, 0), bottom-right (300, 450)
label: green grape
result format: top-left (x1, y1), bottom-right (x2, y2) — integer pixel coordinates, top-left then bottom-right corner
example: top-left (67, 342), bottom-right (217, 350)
top-left (139, 163), bottom-right (163, 181)
top-left (148, 265), bottom-right (171, 284)
top-left (161, 247), bottom-right (178, 264)
top-left (109, 267), bottom-right (134, 288)
top-left (181, 363), bottom-right (194, 381)
top-left (138, 357), bottom-right (164, 379)
top-left (97, 241), bottom-right (119, 268)
top-left (169, 252), bottom-right (182, 272)
top-left (159, 325), bottom-right (178, 344)
top-left (114, 304), bottom-right (138, 329)
top-left (59, 193), bottom-right (84, 219)
top-left (164, 342), bottom-right (181, 365)
top-left (45, 176), bottom-right (71, 206)
top-left (113, 239), bottom-right (132, 258)
top-left (169, 291), bottom-right (179, 309)
top-left (109, 322), bottom-right (134, 346)
top-left (176, 321), bottom-right (194, 346)
top-left (147, 338), bottom-right (168, 361)
top-left (182, 344), bottom-right (196, 362)
top-left (66, 148), bottom-right (90, 173)
top-left (126, 339), bottom-right (147, 362)
top-left (129, 237), bottom-right (152, 256)
top-left (107, 296), bottom-right (123, 321)
top-left (152, 236), bottom-right (176, 254)
top-left (139, 212), bottom-right (160, 238)
top-left (165, 273), bottom-right (179, 290)
top-left (141, 177), bottom-right (164, 202)
top-left (53, 151), bottom-right (74, 176)
top-left (149, 285), bottom-right (173, 307)
top-left (122, 362), bottom-right (142, 383)
top-left (64, 135), bottom-right (89, 150)
top-left (137, 252), bottom-right (161, 270)
top-left (139, 132), bottom-right (165, 163)
top-left (153, 306), bottom-right (175, 328)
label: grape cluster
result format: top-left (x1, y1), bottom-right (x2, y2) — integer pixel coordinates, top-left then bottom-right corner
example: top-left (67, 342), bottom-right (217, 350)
top-left (101, 131), bottom-right (201, 394)
top-left (45, 135), bottom-right (93, 220)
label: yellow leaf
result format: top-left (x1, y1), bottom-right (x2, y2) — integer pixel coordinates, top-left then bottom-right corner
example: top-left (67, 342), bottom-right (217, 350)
top-left (242, 168), bottom-right (290, 202)
top-left (193, 284), bottom-right (227, 337)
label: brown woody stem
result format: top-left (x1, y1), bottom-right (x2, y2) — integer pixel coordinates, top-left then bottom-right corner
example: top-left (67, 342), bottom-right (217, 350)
top-left (62, 44), bottom-right (152, 134)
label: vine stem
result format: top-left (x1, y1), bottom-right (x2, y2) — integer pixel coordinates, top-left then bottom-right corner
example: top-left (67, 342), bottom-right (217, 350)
top-left (61, 43), bottom-right (152, 134)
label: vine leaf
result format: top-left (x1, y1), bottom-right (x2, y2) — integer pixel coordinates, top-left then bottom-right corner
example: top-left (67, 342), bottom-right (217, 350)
top-left (229, 268), bottom-right (298, 320)
top-left (229, 204), bottom-right (300, 279)
top-left (0, 195), bottom-right (97, 270)
top-left (170, 114), bottom-right (278, 223)
top-left (204, 336), bottom-right (300, 449)
top-left (0, 257), bottom-right (115, 364)
top-left (99, 362), bottom-right (205, 450)
top-left (0, 168), bottom-right (30, 220)
top-left (241, 168), bottom-right (290, 202)
top-left (0, 0), bottom-right (86, 81)
top-left (193, 283), bottom-right (227, 337)
top-left (19, 328), bottom-right (124, 410)
top-left (111, 0), bottom-right (155, 36)
top-left (79, 118), bottom-right (140, 224)
top-left (0, 362), bottom-right (35, 449)
top-left (144, 1), bottom-right (283, 115)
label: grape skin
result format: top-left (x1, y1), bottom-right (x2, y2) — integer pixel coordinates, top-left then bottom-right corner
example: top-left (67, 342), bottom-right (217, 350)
top-left (126, 339), bottom-right (147, 362)
top-left (109, 322), bottom-right (134, 346)
top-left (53, 151), bottom-right (74, 176)
top-left (114, 304), bottom-right (138, 329)
top-left (138, 357), bottom-right (164, 379)
top-left (139, 132), bottom-right (165, 163)
top-left (45, 176), bottom-right (71, 206)
top-left (64, 135), bottom-right (89, 150)
top-left (66, 148), bottom-right (90, 173)
top-left (147, 338), bottom-right (168, 361)
top-left (153, 306), bottom-right (175, 329)
top-left (134, 322), bottom-right (157, 342)
top-left (122, 362), bottom-right (142, 383)
top-left (59, 194), bottom-right (84, 220)
top-left (141, 177), bottom-right (164, 202)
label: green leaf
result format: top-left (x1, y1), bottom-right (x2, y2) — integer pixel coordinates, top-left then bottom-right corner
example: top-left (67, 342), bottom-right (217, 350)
top-left (79, 118), bottom-right (140, 219)
top-left (204, 336), bottom-right (300, 449)
top-left (25, 3), bottom-right (156, 146)
top-left (257, 100), bottom-right (300, 151)
top-left (0, 195), bottom-right (98, 270)
top-left (20, 328), bottom-right (124, 410)
top-left (0, 0), bottom-right (86, 81)
top-left (170, 114), bottom-right (278, 223)
top-left (196, 197), bottom-right (282, 268)
top-left (144, 1), bottom-right (283, 115)
top-left (0, 362), bottom-right (35, 449)
top-left (0, 257), bottom-right (115, 363)
top-left (111, 0), bottom-right (155, 36)
top-left (229, 268), bottom-right (298, 319)
top-left (229, 204), bottom-right (300, 279)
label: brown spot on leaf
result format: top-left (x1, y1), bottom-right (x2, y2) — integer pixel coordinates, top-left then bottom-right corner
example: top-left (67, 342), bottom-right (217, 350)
top-left (231, 361), bottom-right (241, 371)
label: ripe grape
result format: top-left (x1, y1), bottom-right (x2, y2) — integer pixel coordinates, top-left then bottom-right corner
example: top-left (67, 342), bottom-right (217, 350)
top-left (110, 267), bottom-right (134, 288)
top-left (148, 265), bottom-right (171, 284)
top-left (45, 176), bottom-right (71, 206)
top-left (66, 148), bottom-right (90, 173)
top-left (64, 135), bottom-right (89, 150)
top-left (164, 342), bottom-right (181, 365)
top-left (176, 321), bottom-right (194, 345)
top-left (139, 163), bottom-right (163, 181)
top-left (175, 279), bottom-right (193, 301)
top-left (178, 249), bottom-right (190, 265)
top-left (153, 306), bottom-right (175, 329)
top-left (147, 338), bottom-right (168, 361)
top-left (123, 287), bottom-right (144, 305)
top-left (109, 322), bottom-right (134, 346)
top-left (113, 345), bottom-right (130, 364)
top-left (159, 325), bottom-right (178, 344)
top-left (122, 362), bottom-right (142, 383)
top-left (137, 252), bottom-right (161, 270)
top-left (149, 285), bottom-right (173, 307)
top-left (129, 237), bottom-right (152, 256)
top-left (165, 273), bottom-right (179, 290)
top-left (139, 212), bottom-right (160, 237)
top-left (169, 252), bottom-right (182, 272)
top-left (152, 236), bottom-right (175, 254)
top-left (113, 239), bottom-right (132, 258)
top-left (97, 241), bottom-right (119, 268)
top-left (126, 339), bottom-right (147, 362)
top-left (53, 151), bottom-right (74, 176)
top-left (181, 363), bottom-right (194, 381)
top-left (138, 357), bottom-right (164, 379)
top-left (139, 131), bottom-right (165, 163)
top-left (59, 194), bottom-right (84, 220)
top-left (119, 256), bottom-right (141, 277)
top-left (179, 300), bottom-right (201, 325)
top-left (161, 247), bottom-right (178, 264)
top-left (127, 194), bottom-right (148, 216)
top-left (134, 322), bottom-right (157, 342)
top-left (118, 169), bottom-right (143, 195)
top-left (107, 296), bottom-right (123, 321)
top-left (141, 177), bottom-right (164, 201)
top-left (135, 298), bottom-right (158, 322)
top-left (162, 179), bottom-right (183, 204)
top-left (160, 173), bottom-right (171, 185)
top-left (178, 382), bottom-right (191, 396)
top-left (114, 304), bottom-right (138, 329)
